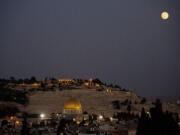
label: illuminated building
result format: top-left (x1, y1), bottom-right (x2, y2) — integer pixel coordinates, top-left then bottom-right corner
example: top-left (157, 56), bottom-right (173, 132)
top-left (15, 120), bottom-right (20, 125)
top-left (58, 78), bottom-right (74, 83)
top-left (84, 78), bottom-right (101, 88)
top-left (32, 83), bottom-right (40, 86)
top-left (84, 82), bottom-right (89, 86)
top-left (89, 78), bottom-right (93, 86)
top-left (19, 83), bottom-right (40, 87)
top-left (95, 83), bottom-right (100, 87)
top-left (63, 98), bottom-right (82, 114)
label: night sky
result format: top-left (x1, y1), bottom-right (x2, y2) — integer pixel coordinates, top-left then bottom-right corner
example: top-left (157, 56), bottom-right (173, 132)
top-left (0, 0), bottom-right (180, 97)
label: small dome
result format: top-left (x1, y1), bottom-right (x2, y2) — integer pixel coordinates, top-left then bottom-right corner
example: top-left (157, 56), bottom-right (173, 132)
top-left (64, 98), bottom-right (82, 110)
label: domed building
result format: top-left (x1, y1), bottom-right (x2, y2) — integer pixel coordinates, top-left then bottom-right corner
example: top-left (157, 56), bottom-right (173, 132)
top-left (63, 98), bottom-right (82, 115)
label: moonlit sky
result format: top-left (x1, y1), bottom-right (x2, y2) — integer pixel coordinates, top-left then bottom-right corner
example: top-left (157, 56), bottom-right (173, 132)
top-left (0, 0), bottom-right (180, 97)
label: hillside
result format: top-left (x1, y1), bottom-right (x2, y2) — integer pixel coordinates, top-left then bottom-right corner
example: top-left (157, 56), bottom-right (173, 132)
top-left (22, 88), bottom-right (180, 116)
top-left (23, 89), bottom-right (139, 115)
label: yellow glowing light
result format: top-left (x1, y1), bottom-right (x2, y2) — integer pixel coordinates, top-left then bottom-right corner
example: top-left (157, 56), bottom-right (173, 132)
top-left (32, 83), bottom-right (40, 86)
top-left (10, 116), bottom-right (14, 120)
top-left (95, 84), bottom-right (100, 87)
top-left (58, 78), bottom-right (74, 83)
top-left (89, 78), bottom-right (93, 82)
top-left (64, 98), bottom-right (82, 110)
top-left (161, 11), bottom-right (169, 20)
top-left (110, 117), bottom-right (113, 121)
top-left (15, 121), bottom-right (20, 125)
top-left (84, 82), bottom-right (89, 86)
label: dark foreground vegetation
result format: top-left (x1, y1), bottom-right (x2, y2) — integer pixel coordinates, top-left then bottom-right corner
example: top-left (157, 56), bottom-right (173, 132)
top-left (137, 99), bottom-right (180, 135)
top-left (0, 105), bottom-right (19, 118)
top-left (0, 82), bottom-right (28, 118)
top-left (0, 87), bottom-right (29, 105)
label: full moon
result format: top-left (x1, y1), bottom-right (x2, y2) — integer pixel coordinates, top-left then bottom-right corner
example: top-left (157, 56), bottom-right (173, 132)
top-left (161, 11), bottom-right (169, 20)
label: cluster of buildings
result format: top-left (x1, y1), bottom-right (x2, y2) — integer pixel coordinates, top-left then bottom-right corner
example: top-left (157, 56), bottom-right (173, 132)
top-left (7, 78), bottom-right (102, 90)
top-left (2, 78), bottom-right (180, 134)
top-left (0, 97), bottom-right (138, 135)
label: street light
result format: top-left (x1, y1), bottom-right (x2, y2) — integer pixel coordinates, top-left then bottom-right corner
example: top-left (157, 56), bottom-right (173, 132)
top-left (40, 113), bottom-right (45, 118)
top-left (110, 117), bottom-right (113, 122)
top-left (99, 115), bottom-right (103, 120)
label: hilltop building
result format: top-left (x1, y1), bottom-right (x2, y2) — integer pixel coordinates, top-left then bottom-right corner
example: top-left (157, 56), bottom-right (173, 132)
top-left (62, 98), bottom-right (83, 122)
top-left (58, 78), bottom-right (74, 83)
top-left (84, 78), bottom-right (101, 87)
top-left (63, 98), bottom-right (82, 115)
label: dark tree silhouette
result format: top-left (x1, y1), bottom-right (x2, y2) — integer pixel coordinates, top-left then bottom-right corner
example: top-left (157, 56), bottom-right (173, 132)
top-left (83, 111), bottom-right (88, 114)
top-left (92, 78), bottom-right (104, 85)
top-left (18, 79), bottom-right (24, 84)
top-left (127, 105), bottom-right (131, 112)
top-left (0, 105), bottom-right (19, 118)
top-left (9, 76), bottom-right (17, 84)
top-left (30, 76), bottom-right (37, 83)
top-left (140, 98), bottom-right (146, 104)
top-left (121, 99), bottom-right (129, 105)
top-left (112, 100), bottom-right (120, 109)
top-left (21, 112), bottom-right (29, 135)
top-left (0, 87), bottom-right (29, 105)
top-left (1, 120), bottom-right (8, 127)
top-left (136, 99), bottom-right (179, 135)
top-left (136, 108), bottom-right (149, 135)
top-left (114, 85), bottom-right (122, 89)
top-left (57, 119), bottom-right (67, 135)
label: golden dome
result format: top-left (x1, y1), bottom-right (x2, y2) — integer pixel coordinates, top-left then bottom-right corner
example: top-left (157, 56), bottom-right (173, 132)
top-left (64, 98), bottom-right (82, 110)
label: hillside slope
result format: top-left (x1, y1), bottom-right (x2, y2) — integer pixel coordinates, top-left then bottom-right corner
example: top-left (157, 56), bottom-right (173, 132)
top-left (24, 89), bottom-right (142, 115)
